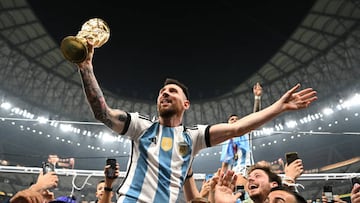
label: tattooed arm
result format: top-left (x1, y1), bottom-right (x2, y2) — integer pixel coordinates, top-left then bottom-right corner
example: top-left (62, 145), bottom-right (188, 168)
top-left (76, 40), bottom-right (127, 134)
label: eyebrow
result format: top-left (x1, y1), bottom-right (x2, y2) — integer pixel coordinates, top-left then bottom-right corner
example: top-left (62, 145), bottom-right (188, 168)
top-left (274, 197), bottom-right (285, 203)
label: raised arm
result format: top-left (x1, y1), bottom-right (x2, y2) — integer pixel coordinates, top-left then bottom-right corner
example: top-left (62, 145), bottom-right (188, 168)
top-left (253, 82), bottom-right (262, 113)
top-left (76, 41), bottom-right (127, 134)
top-left (209, 83), bottom-right (317, 146)
top-left (98, 163), bottom-right (120, 203)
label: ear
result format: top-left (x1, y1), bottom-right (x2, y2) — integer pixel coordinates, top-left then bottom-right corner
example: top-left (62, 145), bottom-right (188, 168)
top-left (270, 181), bottom-right (279, 188)
top-left (184, 99), bottom-right (190, 110)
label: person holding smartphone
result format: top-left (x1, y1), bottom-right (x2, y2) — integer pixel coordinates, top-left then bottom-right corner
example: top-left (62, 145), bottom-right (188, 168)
top-left (6, 170), bottom-right (58, 203)
top-left (283, 154), bottom-right (304, 192)
top-left (96, 159), bottom-right (120, 203)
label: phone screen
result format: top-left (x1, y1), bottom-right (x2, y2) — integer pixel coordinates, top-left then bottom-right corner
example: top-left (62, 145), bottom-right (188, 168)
top-left (323, 185), bottom-right (333, 202)
top-left (235, 185), bottom-right (245, 201)
top-left (352, 177), bottom-right (360, 186)
top-left (285, 152), bottom-right (299, 165)
top-left (42, 162), bottom-right (55, 174)
top-left (106, 158), bottom-right (117, 179)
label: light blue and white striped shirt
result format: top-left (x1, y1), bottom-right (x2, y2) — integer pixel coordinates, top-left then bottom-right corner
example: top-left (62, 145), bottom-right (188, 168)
top-left (116, 112), bottom-right (209, 203)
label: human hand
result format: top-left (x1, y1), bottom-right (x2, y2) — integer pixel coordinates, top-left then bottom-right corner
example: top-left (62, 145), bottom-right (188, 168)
top-left (322, 193), bottom-right (347, 203)
top-left (284, 159), bottom-right (304, 181)
top-left (253, 82), bottom-right (262, 96)
top-left (76, 39), bottom-right (95, 69)
top-left (104, 162), bottom-right (120, 185)
top-left (199, 179), bottom-right (212, 197)
top-left (276, 84), bottom-right (317, 112)
top-left (351, 183), bottom-right (360, 203)
top-left (213, 170), bottom-right (238, 203)
top-left (31, 171), bottom-right (58, 192)
top-left (10, 189), bottom-right (44, 203)
top-left (41, 190), bottom-right (55, 203)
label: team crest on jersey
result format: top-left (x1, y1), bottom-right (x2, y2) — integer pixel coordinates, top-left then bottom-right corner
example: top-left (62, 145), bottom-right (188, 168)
top-left (178, 141), bottom-right (189, 156)
top-left (161, 137), bottom-right (173, 151)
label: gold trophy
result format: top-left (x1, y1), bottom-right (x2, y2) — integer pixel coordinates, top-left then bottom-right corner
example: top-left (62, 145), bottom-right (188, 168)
top-left (60, 18), bottom-right (110, 63)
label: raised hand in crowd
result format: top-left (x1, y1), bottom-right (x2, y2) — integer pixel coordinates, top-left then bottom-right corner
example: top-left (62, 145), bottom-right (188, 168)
top-left (29, 171), bottom-right (58, 192)
top-left (199, 178), bottom-right (213, 198)
top-left (97, 162), bottom-right (120, 203)
top-left (351, 183), bottom-right (360, 203)
top-left (321, 194), bottom-right (347, 203)
top-left (210, 169), bottom-right (241, 203)
top-left (284, 159), bottom-right (304, 183)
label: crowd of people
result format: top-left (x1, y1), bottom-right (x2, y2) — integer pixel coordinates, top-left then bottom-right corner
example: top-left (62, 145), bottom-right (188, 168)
top-left (4, 32), bottom-right (359, 203)
top-left (4, 158), bottom-right (360, 203)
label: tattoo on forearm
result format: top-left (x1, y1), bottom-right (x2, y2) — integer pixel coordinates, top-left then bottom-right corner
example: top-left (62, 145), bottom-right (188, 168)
top-left (118, 113), bottom-right (127, 122)
top-left (80, 69), bottom-right (113, 128)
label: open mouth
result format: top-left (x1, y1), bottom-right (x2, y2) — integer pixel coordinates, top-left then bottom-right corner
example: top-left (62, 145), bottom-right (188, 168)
top-left (161, 98), bottom-right (171, 104)
top-left (249, 184), bottom-right (259, 190)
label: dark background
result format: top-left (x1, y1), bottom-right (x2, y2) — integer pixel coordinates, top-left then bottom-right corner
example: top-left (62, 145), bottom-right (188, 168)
top-left (27, 0), bottom-right (316, 101)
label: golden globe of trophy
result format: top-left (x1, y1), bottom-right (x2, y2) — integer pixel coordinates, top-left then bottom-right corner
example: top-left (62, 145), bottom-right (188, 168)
top-left (60, 18), bottom-right (110, 63)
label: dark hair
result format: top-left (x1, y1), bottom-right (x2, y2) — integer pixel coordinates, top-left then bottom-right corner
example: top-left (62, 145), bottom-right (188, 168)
top-left (227, 114), bottom-right (239, 119)
top-left (164, 78), bottom-right (189, 100)
top-left (97, 179), bottom-right (105, 185)
top-left (270, 186), bottom-right (307, 203)
top-left (247, 163), bottom-right (282, 186)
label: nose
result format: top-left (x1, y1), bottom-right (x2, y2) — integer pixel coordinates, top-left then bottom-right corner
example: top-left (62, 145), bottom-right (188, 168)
top-left (161, 91), bottom-right (169, 97)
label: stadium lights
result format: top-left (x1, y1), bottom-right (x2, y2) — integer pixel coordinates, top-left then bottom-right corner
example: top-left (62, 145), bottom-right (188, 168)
top-left (0, 91), bottom-right (359, 158)
top-left (0, 102), bottom-right (11, 110)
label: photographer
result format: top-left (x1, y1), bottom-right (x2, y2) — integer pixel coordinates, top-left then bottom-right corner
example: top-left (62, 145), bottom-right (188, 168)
top-left (96, 161), bottom-right (120, 203)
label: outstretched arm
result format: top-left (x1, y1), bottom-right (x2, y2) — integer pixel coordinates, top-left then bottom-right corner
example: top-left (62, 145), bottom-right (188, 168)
top-left (76, 41), bottom-right (127, 134)
top-left (209, 83), bottom-right (317, 146)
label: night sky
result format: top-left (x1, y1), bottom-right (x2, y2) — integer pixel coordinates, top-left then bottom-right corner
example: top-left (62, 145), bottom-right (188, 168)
top-left (27, 0), bottom-right (316, 101)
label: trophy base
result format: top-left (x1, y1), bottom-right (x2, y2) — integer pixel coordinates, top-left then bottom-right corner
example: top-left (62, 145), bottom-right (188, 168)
top-left (60, 36), bottom-right (88, 63)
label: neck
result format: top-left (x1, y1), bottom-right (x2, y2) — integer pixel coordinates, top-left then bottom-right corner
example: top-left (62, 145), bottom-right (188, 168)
top-left (159, 115), bottom-right (183, 127)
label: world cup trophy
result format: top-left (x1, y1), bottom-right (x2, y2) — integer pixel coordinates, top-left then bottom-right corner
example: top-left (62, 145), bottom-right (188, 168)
top-left (60, 18), bottom-right (110, 63)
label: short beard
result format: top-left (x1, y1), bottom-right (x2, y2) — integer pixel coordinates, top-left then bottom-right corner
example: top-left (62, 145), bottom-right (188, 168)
top-left (159, 108), bottom-right (176, 118)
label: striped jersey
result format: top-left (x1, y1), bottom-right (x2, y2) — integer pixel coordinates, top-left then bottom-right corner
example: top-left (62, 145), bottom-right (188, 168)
top-left (116, 112), bottom-right (209, 203)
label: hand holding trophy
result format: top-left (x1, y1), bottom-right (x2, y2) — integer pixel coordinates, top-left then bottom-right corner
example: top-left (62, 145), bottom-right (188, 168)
top-left (60, 18), bottom-right (110, 63)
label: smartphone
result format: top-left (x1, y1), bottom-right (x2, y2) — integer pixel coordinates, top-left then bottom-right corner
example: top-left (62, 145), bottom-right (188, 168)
top-left (235, 185), bottom-right (245, 201)
top-left (352, 177), bottom-right (360, 186)
top-left (106, 158), bottom-right (117, 179)
top-left (323, 185), bottom-right (333, 203)
top-left (42, 162), bottom-right (55, 174)
top-left (285, 152), bottom-right (299, 165)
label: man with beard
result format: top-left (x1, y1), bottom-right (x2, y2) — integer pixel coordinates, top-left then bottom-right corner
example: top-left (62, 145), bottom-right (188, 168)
top-left (75, 40), bottom-right (317, 203)
top-left (246, 163), bottom-right (282, 203)
top-left (246, 159), bottom-right (304, 203)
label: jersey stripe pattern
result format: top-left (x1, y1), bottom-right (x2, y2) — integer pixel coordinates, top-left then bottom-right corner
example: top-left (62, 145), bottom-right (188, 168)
top-left (117, 112), bottom-right (208, 203)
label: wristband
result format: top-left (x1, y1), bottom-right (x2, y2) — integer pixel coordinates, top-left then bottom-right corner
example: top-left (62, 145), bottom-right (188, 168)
top-left (186, 172), bottom-right (193, 179)
top-left (104, 187), bottom-right (112, 192)
top-left (283, 176), bottom-right (295, 183)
